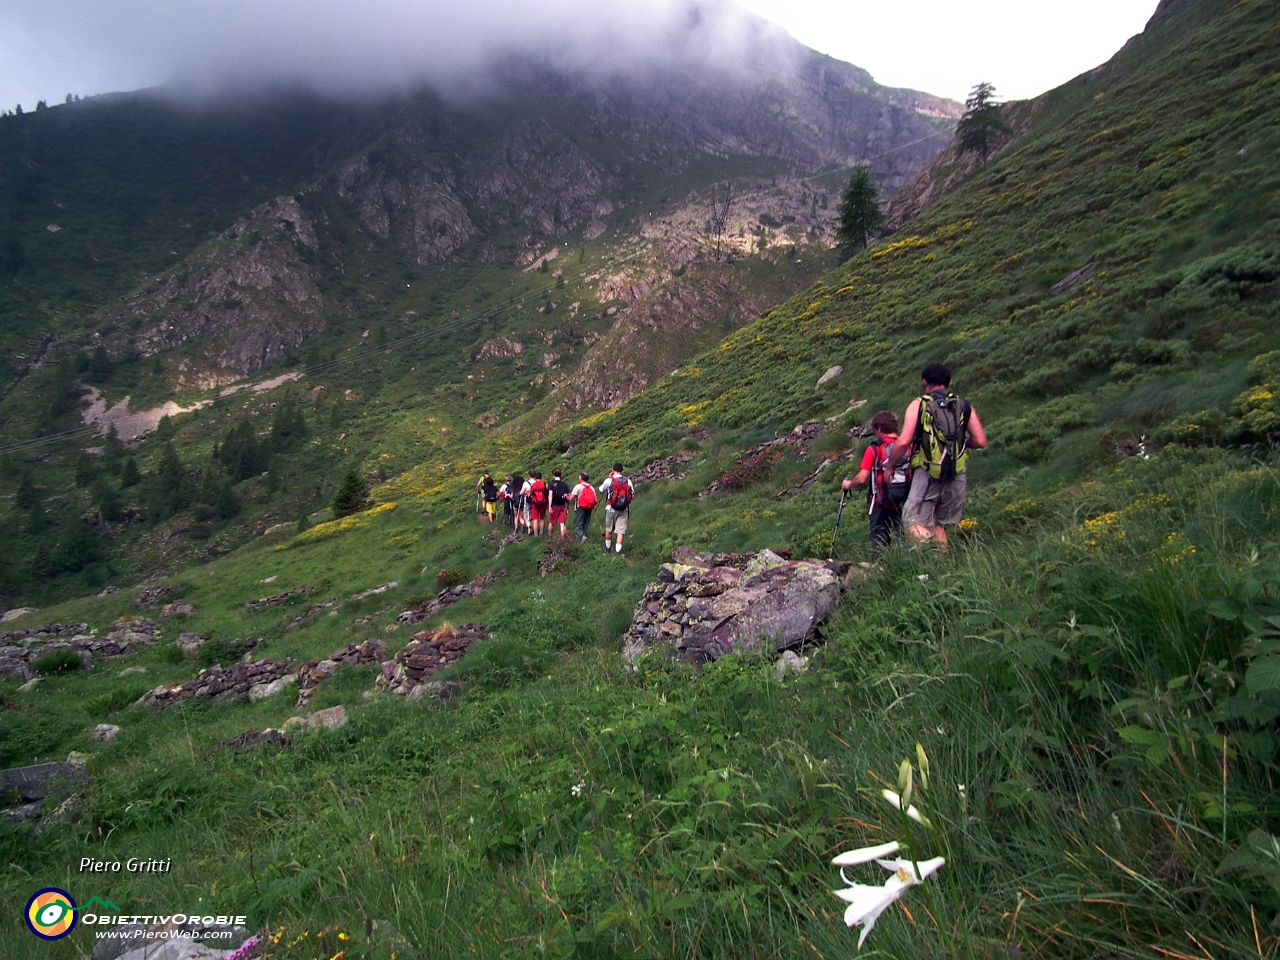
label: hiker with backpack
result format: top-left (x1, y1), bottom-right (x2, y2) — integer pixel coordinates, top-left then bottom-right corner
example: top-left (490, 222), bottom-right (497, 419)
top-left (547, 469), bottom-right (572, 539)
top-left (499, 475), bottom-right (515, 527)
top-left (528, 471), bottom-right (549, 537)
top-left (479, 472), bottom-right (499, 524)
top-left (570, 472), bottom-right (596, 542)
top-left (884, 364), bottom-right (987, 554)
top-left (841, 410), bottom-right (911, 553)
top-left (511, 473), bottom-right (527, 533)
top-left (598, 463), bottom-right (634, 555)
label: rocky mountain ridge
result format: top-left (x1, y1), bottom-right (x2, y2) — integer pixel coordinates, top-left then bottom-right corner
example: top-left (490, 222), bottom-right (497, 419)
top-left (53, 51), bottom-right (956, 383)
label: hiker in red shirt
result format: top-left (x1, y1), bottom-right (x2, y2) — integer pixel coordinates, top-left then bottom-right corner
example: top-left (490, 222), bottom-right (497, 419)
top-left (528, 471), bottom-right (549, 537)
top-left (842, 410), bottom-right (911, 553)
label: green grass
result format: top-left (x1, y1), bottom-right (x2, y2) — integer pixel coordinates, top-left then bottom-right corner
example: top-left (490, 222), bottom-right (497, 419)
top-left (4, 450), bottom-right (1278, 959)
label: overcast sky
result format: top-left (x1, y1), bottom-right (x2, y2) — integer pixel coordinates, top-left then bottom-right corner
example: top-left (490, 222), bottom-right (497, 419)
top-left (1, 0), bottom-right (1159, 109)
top-left (737, 0), bottom-right (1157, 101)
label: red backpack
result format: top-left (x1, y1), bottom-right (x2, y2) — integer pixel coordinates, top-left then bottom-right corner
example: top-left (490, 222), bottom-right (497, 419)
top-left (530, 479), bottom-right (548, 506)
top-left (577, 484), bottom-right (597, 509)
top-left (607, 477), bottom-right (633, 511)
top-left (869, 441), bottom-right (911, 512)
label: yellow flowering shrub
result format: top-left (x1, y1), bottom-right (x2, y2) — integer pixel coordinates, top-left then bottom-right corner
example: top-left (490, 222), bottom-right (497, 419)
top-left (291, 502), bottom-right (398, 546)
top-left (871, 235), bottom-right (931, 259)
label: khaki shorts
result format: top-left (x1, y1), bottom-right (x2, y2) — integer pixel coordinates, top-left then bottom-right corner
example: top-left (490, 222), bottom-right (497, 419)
top-left (902, 468), bottom-right (968, 529)
top-left (605, 507), bottom-right (629, 535)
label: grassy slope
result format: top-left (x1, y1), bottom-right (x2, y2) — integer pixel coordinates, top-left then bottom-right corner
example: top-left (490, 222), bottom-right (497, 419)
top-left (4, 1), bottom-right (1280, 957)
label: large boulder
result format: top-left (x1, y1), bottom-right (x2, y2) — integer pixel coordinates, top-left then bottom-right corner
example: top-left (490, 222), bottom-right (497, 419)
top-left (622, 551), bottom-right (850, 665)
top-left (1, 760), bottom-right (90, 804)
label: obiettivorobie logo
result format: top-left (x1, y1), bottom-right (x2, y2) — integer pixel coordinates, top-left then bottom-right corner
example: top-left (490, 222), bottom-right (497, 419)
top-left (25, 891), bottom-right (120, 940)
top-left (26, 886), bottom-right (247, 943)
top-left (25, 888), bottom-right (79, 940)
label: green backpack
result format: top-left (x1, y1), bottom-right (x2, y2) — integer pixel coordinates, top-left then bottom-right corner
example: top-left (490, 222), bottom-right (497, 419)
top-left (910, 391), bottom-right (971, 481)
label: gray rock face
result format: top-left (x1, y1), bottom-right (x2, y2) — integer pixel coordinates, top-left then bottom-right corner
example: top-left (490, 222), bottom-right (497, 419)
top-left (622, 550), bottom-right (849, 665)
top-left (336, 155), bottom-right (479, 264)
top-left (1, 761), bottom-right (89, 803)
top-left (115, 195), bottom-right (327, 375)
top-left (464, 119), bottom-right (616, 236)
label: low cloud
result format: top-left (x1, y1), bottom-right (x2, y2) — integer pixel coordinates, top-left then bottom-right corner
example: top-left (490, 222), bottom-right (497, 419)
top-left (1, 0), bottom-right (799, 106)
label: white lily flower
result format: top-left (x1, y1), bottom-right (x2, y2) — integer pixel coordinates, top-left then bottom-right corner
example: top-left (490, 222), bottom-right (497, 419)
top-left (881, 789), bottom-right (930, 826)
top-left (833, 841), bottom-right (901, 885)
top-left (876, 856), bottom-right (946, 883)
top-left (832, 855), bottom-right (946, 947)
top-left (833, 879), bottom-right (901, 947)
top-left (832, 841), bottom-right (901, 866)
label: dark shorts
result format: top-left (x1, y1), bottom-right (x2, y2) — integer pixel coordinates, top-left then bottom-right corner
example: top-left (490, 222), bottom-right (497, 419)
top-left (868, 501), bottom-right (903, 550)
top-left (548, 505), bottom-right (567, 525)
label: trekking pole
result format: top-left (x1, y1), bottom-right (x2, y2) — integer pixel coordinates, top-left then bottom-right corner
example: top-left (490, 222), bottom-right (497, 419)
top-left (829, 489), bottom-right (848, 560)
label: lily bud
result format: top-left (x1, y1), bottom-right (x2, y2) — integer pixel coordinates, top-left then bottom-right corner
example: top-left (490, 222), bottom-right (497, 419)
top-left (915, 743), bottom-right (930, 790)
top-left (897, 758), bottom-right (913, 808)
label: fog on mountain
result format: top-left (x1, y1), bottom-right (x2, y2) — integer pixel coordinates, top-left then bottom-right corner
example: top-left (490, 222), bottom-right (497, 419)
top-left (4, 0), bottom-right (834, 104)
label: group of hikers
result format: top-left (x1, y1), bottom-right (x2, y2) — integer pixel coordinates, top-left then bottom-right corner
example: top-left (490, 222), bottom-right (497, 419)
top-left (840, 363), bottom-right (986, 555)
top-left (476, 463), bottom-right (636, 554)
top-left (472, 364), bottom-right (984, 561)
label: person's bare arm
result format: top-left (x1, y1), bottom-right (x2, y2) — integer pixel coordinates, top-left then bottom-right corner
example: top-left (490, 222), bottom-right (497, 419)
top-left (967, 406), bottom-right (987, 449)
top-left (841, 468), bottom-right (872, 491)
top-left (885, 400), bottom-right (920, 472)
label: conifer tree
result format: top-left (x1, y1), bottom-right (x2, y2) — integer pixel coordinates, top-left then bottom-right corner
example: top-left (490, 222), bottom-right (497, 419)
top-left (98, 483), bottom-right (123, 522)
top-left (332, 467), bottom-right (370, 518)
top-left (956, 82), bottom-right (1010, 167)
top-left (216, 478), bottom-right (240, 519)
top-left (75, 453), bottom-right (97, 488)
top-left (15, 472), bottom-right (37, 509)
top-left (120, 458), bottom-right (141, 489)
top-left (835, 166), bottom-right (885, 261)
top-left (103, 423), bottom-right (123, 463)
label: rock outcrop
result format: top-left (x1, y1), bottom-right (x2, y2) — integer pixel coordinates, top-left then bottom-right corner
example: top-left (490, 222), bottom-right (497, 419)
top-left (142, 660), bottom-right (294, 708)
top-left (377, 624), bottom-right (488, 695)
top-left (294, 639), bottom-right (388, 705)
top-left (335, 155), bottom-right (479, 263)
top-left (109, 195), bottom-right (327, 375)
top-left (622, 549), bottom-right (851, 665)
top-left (464, 120), bottom-right (616, 236)
top-left (136, 586), bottom-right (181, 609)
top-left (0, 623), bottom-right (156, 681)
top-left (558, 262), bottom-right (784, 412)
top-left (395, 572), bottom-right (505, 625)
